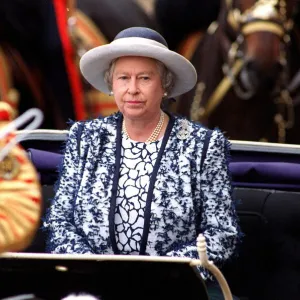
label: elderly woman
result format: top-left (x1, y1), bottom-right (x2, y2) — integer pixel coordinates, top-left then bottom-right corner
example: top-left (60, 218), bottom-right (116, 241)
top-left (44, 27), bottom-right (240, 299)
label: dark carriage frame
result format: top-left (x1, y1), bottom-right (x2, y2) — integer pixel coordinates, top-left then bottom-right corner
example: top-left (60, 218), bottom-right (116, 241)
top-left (2, 129), bottom-right (300, 300)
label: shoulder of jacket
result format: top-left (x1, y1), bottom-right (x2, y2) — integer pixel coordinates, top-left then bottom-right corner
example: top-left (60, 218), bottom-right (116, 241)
top-left (78, 112), bottom-right (120, 132)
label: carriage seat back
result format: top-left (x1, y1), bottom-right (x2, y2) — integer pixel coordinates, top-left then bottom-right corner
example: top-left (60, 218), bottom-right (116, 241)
top-left (223, 188), bottom-right (300, 300)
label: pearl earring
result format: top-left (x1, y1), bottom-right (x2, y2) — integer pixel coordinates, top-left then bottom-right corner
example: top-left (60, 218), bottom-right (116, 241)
top-left (163, 92), bottom-right (168, 98)
top-left (109, 91), bottom-right (114, 96)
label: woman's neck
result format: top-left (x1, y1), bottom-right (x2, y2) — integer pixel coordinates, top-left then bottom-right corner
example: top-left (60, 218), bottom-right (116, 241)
top-left (123, 111), bottom-right (169, 142)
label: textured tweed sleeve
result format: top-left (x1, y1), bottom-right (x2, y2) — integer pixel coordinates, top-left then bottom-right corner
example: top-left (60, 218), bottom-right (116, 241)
top-left (199, 129), bottom-right (239, 264)
top-left (167, 128), bottom-right (239, 280)
top-left (43, 122), bottom-right (94, 254)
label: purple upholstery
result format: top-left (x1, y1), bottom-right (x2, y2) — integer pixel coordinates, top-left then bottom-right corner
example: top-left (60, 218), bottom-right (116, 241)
top-left (27, 148), bottom-right (62, 170)
top-left (27, 148), bottom-right (63, 185)
top-left (230, 162), bottom-right (300, 190)
top-left (27, 148), bottom-right (300, 190)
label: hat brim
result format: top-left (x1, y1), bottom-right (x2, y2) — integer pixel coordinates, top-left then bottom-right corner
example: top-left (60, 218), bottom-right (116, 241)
top-left (79, 37), bottom-right (197, 98)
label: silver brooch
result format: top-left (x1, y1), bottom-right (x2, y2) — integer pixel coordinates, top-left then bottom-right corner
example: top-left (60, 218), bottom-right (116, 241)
top-left (177, 119), bottom-right (190, 140)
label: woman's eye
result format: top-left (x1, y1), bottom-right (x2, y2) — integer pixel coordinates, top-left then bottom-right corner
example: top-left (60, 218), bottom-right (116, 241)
top-left (119, 76), bottom-right (128, 80)
top-left (141, 77), bottom-right (150, 81)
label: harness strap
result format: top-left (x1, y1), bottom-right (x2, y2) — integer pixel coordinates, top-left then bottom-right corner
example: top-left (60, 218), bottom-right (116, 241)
top-left (177, 31), bottom-right (204, 61)
top-left (200, 59), bottom-right (244, 120)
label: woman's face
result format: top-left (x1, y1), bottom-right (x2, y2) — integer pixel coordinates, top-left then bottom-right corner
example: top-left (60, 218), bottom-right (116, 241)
top-left (111, 56), bottom-right (165, 120)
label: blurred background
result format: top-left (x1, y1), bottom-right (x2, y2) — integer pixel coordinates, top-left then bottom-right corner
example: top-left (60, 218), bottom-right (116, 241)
top-left (1, 0), bottom-right (300, 144)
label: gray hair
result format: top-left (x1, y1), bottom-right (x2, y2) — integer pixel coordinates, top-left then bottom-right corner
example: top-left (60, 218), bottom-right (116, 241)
top-left (104, 58), bottom-right (175, 96)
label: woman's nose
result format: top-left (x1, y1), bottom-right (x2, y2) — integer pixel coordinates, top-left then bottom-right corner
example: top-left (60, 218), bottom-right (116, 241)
top-left (127, 79), bottom-right (139, 94)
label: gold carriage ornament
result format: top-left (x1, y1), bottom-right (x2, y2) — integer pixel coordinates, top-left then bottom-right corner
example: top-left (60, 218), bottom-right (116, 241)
top-left (0, 102), bottom-right (43, 253)
top-left (0, 152), bottom-right (20, 180)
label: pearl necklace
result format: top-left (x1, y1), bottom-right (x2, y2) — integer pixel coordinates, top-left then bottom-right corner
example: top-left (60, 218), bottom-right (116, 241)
top-left (122, 110), bottom-right (165, 143)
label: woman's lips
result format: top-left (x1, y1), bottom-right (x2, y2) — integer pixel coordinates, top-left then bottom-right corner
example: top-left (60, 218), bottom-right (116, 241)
top-left (126, 101), bottom-right (143, 104)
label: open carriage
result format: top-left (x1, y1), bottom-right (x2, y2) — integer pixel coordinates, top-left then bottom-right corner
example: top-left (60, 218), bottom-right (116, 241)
top-left (0, 129), bottom-right (299, 300)
top-left (1, 0), bottom-right (300, 298)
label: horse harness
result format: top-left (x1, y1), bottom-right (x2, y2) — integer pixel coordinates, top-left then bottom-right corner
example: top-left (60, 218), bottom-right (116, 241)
top-left (192, 0), bottom-right (300, 143)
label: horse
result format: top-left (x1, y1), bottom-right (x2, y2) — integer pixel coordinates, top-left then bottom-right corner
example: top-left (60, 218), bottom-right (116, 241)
top-left (176, 0), bottom-right (300, 144)
top-left (0, 0), bottom-right (156, 129)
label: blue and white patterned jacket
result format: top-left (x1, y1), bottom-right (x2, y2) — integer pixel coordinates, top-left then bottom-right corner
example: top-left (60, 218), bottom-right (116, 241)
top-left (44, 112), bottom-right (240, 278)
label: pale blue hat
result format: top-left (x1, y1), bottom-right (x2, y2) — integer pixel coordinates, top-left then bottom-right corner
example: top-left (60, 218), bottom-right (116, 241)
top-left (79, 27), bottom-right (197, 98)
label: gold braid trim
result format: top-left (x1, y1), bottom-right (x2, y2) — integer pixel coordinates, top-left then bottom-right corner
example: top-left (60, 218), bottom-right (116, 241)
top-left (242, 21), bottom-right (285, 37)
top-left (74, 10), bottom-right (108, 46)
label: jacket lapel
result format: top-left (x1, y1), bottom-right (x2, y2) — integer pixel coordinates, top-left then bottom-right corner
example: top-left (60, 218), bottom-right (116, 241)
top-left (146, 117), bottom-right (198, 255)
top-left (74, 115), bottom-right (119, 254)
